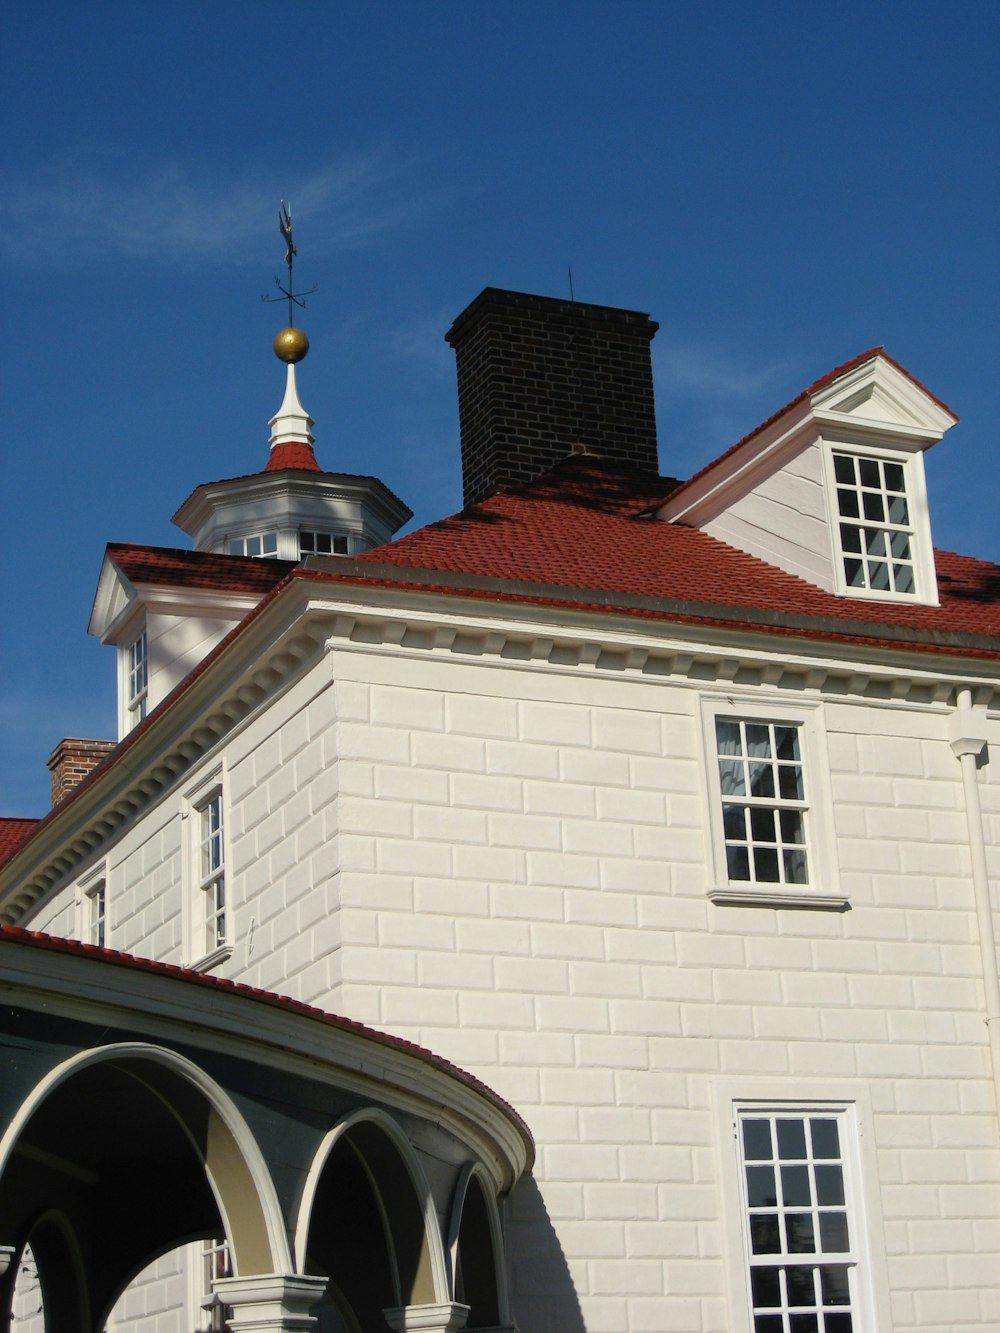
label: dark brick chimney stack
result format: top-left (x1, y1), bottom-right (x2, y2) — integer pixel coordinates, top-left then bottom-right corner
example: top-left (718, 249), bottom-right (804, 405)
top-left (47, 738), bottom-right (116, 807)
top-left (446, 287), bottom-right (661, 507)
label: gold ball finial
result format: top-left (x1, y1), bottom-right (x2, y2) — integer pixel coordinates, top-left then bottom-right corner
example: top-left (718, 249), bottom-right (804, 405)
top-left (274, 327), bottom-right (310, 363)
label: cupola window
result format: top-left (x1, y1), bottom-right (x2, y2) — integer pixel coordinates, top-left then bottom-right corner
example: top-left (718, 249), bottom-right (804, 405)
top-left (300, 530), bottom-right (349, 557)
top-left (228, 532), bottom-right (278, 559)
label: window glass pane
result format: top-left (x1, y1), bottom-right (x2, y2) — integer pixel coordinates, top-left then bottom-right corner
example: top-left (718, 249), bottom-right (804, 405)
top-left (844, 557), bottom-right (865, 587)
top-left (745, 724), bottom-right (772, 757)
top-left (719, 760), bottom-right (746, 796)
top-left (863, 528), bottom-right (886, 557)
top-left (746, 1165), bottom-right (777, 1207)
top-left (837, 488), bottom-right (859, 519)
top-left (750, 1267), bottom-right (781, 1308)
top-left (751, 808), bottom-right (777, 843)
top-left (727, 845), bottom-right (751, 880)
top-left (883, 462), bottom-right (905, 491)
top-left (749, 763), bottom-right (775, 798)
top-left (810, 1119), bottom-right (840, 1159)
top-left (750, 1214), bottom-right (782, 1254)
top-left (716, 718), bottom-right (742, 750)
top-left (783, 848), bottom-right (808, 883)
top-left (777, 1119), bottom-right (808, 1159)
top-left (752, 846), bottom-right (779, 882)
top-left (833, 454), bottom-right (855, 484)
top-left (780, 1164), bottom-right (812, 1206)
top-left (723, 805), bottom-right (748, 839)
top-left (819, 1212), bottom-right (849, 1253)
top-left (788, 1316), bottom-right (818, 1333)
top-left (862, 491), bottom-right (885, 522)
top-left (785, 1265), bottom-right (817, 1304)
top-left (778, 765), bottom-right (804, 800)
top-left (784, 1212), bottom-right (816, 1253)
top-left (262, 533), bottom-right (277, 554)
top-left (814, 1165), bottom-right (845, 1206)
top-left (754, 1317), bottom-right (784, 1333)
top-left (886, 493), bottom-right (908, 523)
top-left (889, 531), bottom-right (911, 559)
top-left (774, 727), bottom-right (800, 761)
top-left (824, 1314), bottom-right (853, 1333)
top-left (893, 564), bottom-right (914, 593)
top-left (228, 539), bottom-right (243, 555)
top-left (839, 524), bottom-right (862, 553)
top-left (869, 560), bottom-right (890, 590)
top-left (779, 809), bottom-right (805, 843)
top-left (858, 458), bottom-right (880, 488)
top-left (820, 1266), bottom-right (851, 1305)
top-left (743, 1119), bottom-right (773, 1160)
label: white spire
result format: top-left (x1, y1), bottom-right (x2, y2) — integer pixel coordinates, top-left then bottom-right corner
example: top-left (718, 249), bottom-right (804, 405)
top-left (268, 362), bottom-right (315, 449)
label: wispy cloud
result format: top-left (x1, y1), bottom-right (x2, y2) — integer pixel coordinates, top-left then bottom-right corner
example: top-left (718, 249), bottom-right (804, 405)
top-left (652, 335), bottom-right (806, 468)
top-left (2, 148), bottom-right (445, 266)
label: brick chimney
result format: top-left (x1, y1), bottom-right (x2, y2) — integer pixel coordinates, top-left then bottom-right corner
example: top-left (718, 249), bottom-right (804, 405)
top-left (47, 738), bottom-right (116, 807)
top-left (445, 288), bottom-right (660, 507)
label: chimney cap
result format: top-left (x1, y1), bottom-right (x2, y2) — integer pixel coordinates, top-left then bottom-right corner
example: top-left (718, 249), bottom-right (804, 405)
top-left (445, 286), bottom-right (659, 348)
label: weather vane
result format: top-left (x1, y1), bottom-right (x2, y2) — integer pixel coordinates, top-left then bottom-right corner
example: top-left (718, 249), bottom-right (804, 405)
top-left (262, 200), bottom-right (318, 328)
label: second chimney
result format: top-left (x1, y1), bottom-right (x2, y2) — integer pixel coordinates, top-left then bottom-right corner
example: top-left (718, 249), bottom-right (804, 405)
top-left (446, 287), bottom-right (661, 507)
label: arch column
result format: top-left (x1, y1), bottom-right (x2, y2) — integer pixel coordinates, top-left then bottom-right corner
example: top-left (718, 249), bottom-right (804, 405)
top-left (384, 1302), bottom-right (470, 1331)
top-left (214, 1273), bottom-right (328, 1331)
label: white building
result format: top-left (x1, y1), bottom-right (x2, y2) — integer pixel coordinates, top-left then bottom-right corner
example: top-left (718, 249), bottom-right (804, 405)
top-left (1, 287), bottom-right (999, 1333)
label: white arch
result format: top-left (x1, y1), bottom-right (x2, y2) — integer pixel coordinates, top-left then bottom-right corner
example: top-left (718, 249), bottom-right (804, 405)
top-left (0, 1041), bottom-right (292, 1275)
top-left (293, 1106), bottom-right (449, 1304)
top-left (446, 1160), bottom-right (512, 1323)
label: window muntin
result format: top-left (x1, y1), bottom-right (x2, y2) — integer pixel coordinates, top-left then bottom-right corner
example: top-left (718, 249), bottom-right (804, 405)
top-left (832, 452), bottom-right (915, 596)
top-left (228, 532), bottom-right (278, 559)
top-left (738, 1108), bottom-right (859, 1333)
top-left (715, 718), bottom-right (808, 887)
top-left (198, 791), bottom-right (226, 957)
top-left (127, 630), bottom-right (148, 725)
top-left (86, 881), bottom-right (107, 947)
top-left (300, 529), bottom-right (349, 557)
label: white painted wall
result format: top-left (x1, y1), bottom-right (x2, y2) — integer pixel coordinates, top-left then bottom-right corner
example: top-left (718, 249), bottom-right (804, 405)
top-left (702, 440), bottom-right (838, 590)
top-left (23, 635), bottom-right (1000, 1332)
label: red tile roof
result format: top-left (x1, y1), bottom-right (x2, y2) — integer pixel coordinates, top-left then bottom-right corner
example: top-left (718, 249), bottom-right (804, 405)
top-left (108, 543), bottom-right (297, 593)
top-left (0, 819), bottom-right (40, 860)
top-left (351, 456), bottom-right (1000, 647)
top-left (265, 442), bottom-right (321, 472)
top-left (0, 924), bottom-right (533, 1153)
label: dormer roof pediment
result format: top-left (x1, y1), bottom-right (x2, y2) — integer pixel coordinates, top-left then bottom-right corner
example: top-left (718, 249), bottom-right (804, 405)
top-left (656, 349), bottom-right (958, 528)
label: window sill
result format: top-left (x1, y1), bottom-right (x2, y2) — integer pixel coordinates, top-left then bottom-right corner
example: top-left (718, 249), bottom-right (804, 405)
top-left (190, 944), bottom-right (233, 972)
top-left (708, 885), bottom-right (849, 910)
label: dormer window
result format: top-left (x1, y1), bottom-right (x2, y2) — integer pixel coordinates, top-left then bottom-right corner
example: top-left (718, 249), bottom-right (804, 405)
top-left (825, 446), bottom-right (935, 603)
top-left (126, 630), bottom-right (148, 728)
top-left (228, 532), bottom-right (278, 558)
top-left (300, 530), bottom-right (349, 558)
top-left (832, 452), bottom-right (915, 595)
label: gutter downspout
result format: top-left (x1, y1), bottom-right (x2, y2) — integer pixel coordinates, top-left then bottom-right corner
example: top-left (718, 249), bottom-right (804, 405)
top-left (949, 688), bottom-right (1000, 1130)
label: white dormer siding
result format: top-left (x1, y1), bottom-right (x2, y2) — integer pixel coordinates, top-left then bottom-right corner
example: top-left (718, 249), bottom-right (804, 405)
top-left (657, 351), bottom-right (957, 608)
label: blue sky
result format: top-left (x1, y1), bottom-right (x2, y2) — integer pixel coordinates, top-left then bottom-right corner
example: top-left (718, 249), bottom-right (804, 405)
top-left (2, 2), bottom-right (998, 816)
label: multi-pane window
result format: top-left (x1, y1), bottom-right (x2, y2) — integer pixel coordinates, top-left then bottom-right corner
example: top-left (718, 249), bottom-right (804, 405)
top-left (737, 1108), bottom-right (859, 1333)
top-left (228, 532), bottom-right (278, 558)
top-left (198, 792), bottom-right (226, 956)
top-left (832, 452), bottom-right (915, 596)
top-left (127, 630), bottom-right (148, 726)
top-left (300, 530), bottom-right (349, 557)
top-left (715, 719), bottom-right (807, 886)
top-left (86, 881), bottom-right (107, 947)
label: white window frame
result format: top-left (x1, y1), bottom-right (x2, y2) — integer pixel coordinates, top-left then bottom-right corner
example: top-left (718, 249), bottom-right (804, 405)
top-left (701, 696), bottom-right (844, 908)
top-left (77, 861), bottom-right (109, 947)
top-left (183, 767), bottom-right (233, 971)
top-left (228, 531), bottom-right (279, 559)
top-left (714, 1084), bottom-right (891, 1333)
top-left (300, 529), bottom-right (350, 558)
top-left (119, 625), bottom-right (149, 736)
top-left (821, 440), bottom-right (938, 606)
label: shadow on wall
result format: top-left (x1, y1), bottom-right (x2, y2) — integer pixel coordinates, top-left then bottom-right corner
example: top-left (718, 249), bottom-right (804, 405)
top-left (507, 1177), bottom-right (586, 1333)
